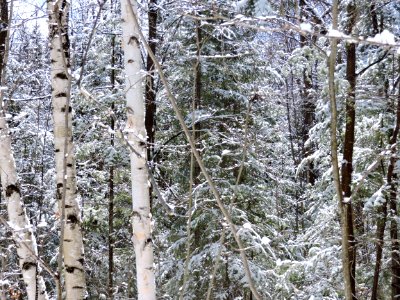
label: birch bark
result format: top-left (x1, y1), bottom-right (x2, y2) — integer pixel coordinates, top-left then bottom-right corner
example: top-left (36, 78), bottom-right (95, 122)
top-left (48, 0), bottom-right (86, 298)
top-left (121, 0), bottom-right (157, 299)
top-left (0, 0), bottom-right (48, 298)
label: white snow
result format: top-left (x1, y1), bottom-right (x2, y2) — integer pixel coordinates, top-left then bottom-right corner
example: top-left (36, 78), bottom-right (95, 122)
top-left (261, 236), bottom-right (271, 245)
top-left (328, 29), bottom-right (345, 38)
top-left (300, 23), bottom-right (312, 32)
top-left (221, 150), bottom-right (231, 156)
top-left (243, 222), bottom-right (252, 229)
top-left (368, 29), bottom-right (396, 45)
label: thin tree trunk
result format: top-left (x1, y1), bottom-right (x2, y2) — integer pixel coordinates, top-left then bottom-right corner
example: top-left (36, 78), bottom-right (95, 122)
top-left (121, 0), bottom-right (157, 299)
top-left (0, 0), bottom-right (48, 299)
top-left (371, 65), bottom-right (399, 300)
top-left (0, 249), bottom-right (6, 300)
top-left (127, 3), bottom-right (262, 298)
top-left (145, 0), bottom-right (157, 210)
top-left (48, 1), bottom-right (86, 298)
top-left (390, 59), bottom-right (400, 300)
top-left (340, 1), bottom-right (357, 297)
top-left (180, 20), bottom-right (202, 299)
top-left (145, 0), bottom-right (157, 161)
top-left (299, 0), bottom-right (315, 185)
top-left (108, 32), bottom-right (116, 300)
top-left (328, 1), bottom-right (355, 298)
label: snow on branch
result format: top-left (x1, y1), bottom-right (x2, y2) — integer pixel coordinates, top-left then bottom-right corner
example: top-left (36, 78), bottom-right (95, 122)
top-left (184, 13), bottom-right (400, 51)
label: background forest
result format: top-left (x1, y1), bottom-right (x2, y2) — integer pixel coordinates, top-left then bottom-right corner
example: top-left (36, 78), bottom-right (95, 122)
top-left (0, 0), bottom-right (400, 299)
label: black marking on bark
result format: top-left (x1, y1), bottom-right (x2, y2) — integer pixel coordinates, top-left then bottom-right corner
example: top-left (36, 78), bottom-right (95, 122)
top-left (56, 183), bottom-right (63, 200)
top-left (78, 258), bottom-right (84, 265)
top-left (55, 72), bottom-right (68, 80)
top-left (72, 286), bottom-right (84, 289)
top-left (64, 239), bottom-right (72, 242)
top-left (138, 167), bottom-right (143, 170)
top-left (139, 141), bottom-right (146, 147)
top-left (55, 149), bottom-right (60, 152)
top-left (128, 36), bottom-right (139, 45)
top-left (55, 92), bottom-right (67, 98)
top-left (67, 163), bottom-right (73, 167)
top-left (145, 238), bottom-right (152, 247)
top-left (65, 266), bottom-right (75, 273)
top-left (6, 184), bottom-right (20, 197)
top-left (65, 204), bottom-right (73, 208)
top-left (128, 59), bottom-right (134, 63)
top-left (67, 214), bottom-right (78, 224)
top-left (61, 106), bottom-right (72, 113)
top-left (132, 211), bottom-right (141, 219)
top-left (22, 262), bottom-right (36, 271)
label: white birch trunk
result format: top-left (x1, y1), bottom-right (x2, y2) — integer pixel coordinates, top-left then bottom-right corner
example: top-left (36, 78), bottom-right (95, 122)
top-left (0, 0), bottom-right (48, 297)
top-left (0, 111), bottom-right (48, 299)
top-left (121, 1), bottom-right (157, 299)
top-left (48, 1), bottom-right (86, 298)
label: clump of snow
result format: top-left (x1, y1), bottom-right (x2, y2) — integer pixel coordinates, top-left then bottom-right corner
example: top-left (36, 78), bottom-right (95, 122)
top-left (368, 29), bottom-right (396, 45)
top-left (300, 23), bottom-right (312, 32)
top-left (221, 150), bottom-right (231, 156)
top-left (243, 222), bottom-right (252, 229)
top-left (328, 29), bottom-right (345, 38)
top-left (261, 236), bottom-right (270, 245)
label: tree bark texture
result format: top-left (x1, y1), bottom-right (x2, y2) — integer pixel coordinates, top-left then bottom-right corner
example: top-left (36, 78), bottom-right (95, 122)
top-left (121, 0), bottom-right (157, 299)
top-left (328, 1), bottom-right (355, 298)
top-left (390, 60), bottom-right (400, 300)
top-left (48, 0), bottom-right (86, 298)
top-left (0, 104), bottom-right (49, 300)
top-left (0, 0), bottom-right (48, 298)
top-left (340, 1), bottom-right (357, 297)
top-left (108, 30), bottom-right (116, 300)
top-left (0, 0), bottom-right (7, 80)
top-left (145, 0), bottom-right (157, 161)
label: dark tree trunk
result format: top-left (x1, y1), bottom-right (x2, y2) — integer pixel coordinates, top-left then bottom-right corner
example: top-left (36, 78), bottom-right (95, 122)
top-left (108, 33), bottom-right (116, 300)
top-left (340, 2), bottom-right (357, 298)
top-left (145, 0), bottom-right (158, 161)
top-left (145, 0), bottom-right (158, 209)
top-left (193, 20), bottom-right (202, 183)
top-left (0, 0), bottom-right (8, 80)
top-left (371, 72), bottom-right (399, 300)
top-left (390, 61), bottom-right (400, 300)
top-left (299, 0), bottom-right (316, 186)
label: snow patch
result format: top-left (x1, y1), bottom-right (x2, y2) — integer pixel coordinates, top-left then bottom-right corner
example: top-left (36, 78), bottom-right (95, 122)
top-left (261, 236), bottom-right (270, 245)
top-left (368, 29), bottom-right (396, 45)
top-left (243, 222), bottom-right (252, 229)
top-left (300, 23), bottom-right (312, 32)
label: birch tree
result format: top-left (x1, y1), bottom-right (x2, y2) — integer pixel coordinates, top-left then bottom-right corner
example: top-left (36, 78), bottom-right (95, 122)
top-left (0, 0), bottom-right (48, 299)
top-left (48, 0), bottom-right (86, 298)
top-left (121, 0), bottom-right (156, 299)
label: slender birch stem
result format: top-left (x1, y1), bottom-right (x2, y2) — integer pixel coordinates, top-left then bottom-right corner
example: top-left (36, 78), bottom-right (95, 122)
top-left (0, 0), bottom-right (48, 298)
top-left (121, 1), bottom-right (157, 299)
top-left (48, 1), bottom-right (86, 298)
top-left (125, 2), bottom-right (261, 298)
